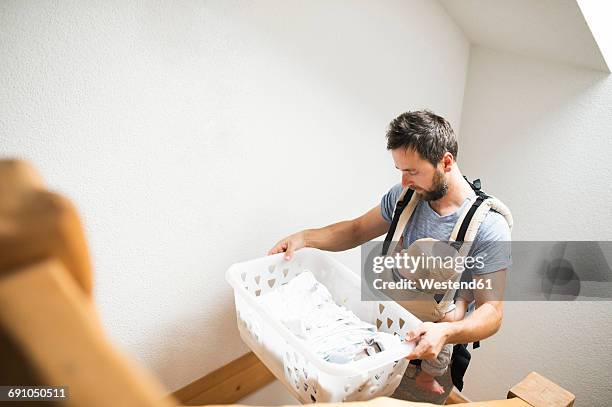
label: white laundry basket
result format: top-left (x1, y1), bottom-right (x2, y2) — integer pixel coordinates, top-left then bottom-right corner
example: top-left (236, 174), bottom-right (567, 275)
top-left (225, 248), bottom-right (422, 403)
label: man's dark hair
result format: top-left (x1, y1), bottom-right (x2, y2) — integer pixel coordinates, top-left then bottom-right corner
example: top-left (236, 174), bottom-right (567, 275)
top-left (386, 110), bottom-right (458, 166)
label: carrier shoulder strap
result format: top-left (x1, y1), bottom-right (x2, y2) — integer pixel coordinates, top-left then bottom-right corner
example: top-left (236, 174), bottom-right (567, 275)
top-left (382, 187), bottom-right (419, 256)
top-left (450, 177), bottom-right (513, 257)
top-left (450, 177), bottom-right (513, 352)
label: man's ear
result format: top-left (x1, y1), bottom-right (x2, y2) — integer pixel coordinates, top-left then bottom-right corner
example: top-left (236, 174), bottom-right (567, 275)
top-left (441, 152), bottom-right (454, 172)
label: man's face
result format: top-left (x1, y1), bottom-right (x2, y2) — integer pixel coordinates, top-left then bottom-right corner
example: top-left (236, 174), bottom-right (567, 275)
top-left (391, 148), bottom-right (448, 201)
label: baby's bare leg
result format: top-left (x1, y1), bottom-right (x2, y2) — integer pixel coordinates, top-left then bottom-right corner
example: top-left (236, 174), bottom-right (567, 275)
top-left (416, 344), bottom-right (453, 394)
top-left (415, 370), bottom-right (445, 395)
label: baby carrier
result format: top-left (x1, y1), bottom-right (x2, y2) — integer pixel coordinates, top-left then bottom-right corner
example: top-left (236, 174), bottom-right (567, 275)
top-left (380, 177), bottom-right (513, 390)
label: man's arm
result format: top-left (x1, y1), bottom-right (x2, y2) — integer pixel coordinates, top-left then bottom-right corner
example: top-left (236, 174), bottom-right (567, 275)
top-left (444, 268), bottom-right (507, 342)
top-left (268, 205), bottom-right (389, 259)
top-left (406, 269), bottom-right (507, 360)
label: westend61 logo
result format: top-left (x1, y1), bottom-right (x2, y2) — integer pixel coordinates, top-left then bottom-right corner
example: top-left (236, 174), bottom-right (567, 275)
top-left (368, 251), bottom-right (490, 292)
top-left (359, 240), bottom-right (500, 299)
top-left (371, 252), bottom-right (486, 274)
top-left (362, 241), bottom-right (612, 302)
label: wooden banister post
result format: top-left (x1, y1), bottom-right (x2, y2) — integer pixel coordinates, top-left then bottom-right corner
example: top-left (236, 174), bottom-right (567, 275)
top-left (507, 372), bottom-right (575, 407)
top-left (0, 260), bottom-right (177, 407)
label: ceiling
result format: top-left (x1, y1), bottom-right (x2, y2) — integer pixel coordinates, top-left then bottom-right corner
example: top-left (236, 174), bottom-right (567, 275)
top-left (439, 0), bottom-right (609, 72)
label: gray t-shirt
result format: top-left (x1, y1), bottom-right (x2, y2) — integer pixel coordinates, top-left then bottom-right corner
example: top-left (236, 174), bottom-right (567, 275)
top-left (380, 183), bottom-right (512, 277)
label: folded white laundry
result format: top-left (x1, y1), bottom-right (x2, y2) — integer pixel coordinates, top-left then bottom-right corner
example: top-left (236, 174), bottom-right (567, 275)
top-left (257, 271), bottom-right (401, 364)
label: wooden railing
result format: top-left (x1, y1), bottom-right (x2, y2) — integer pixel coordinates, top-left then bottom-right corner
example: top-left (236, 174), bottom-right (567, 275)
top-left (171, 353), bottom-right (275, 405)
top-left (170, 351), bottom-right (574, 407)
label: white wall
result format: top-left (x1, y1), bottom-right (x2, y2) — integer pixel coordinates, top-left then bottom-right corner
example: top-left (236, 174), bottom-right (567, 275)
top-left (458, 45), bottom-right (612, 406)
top-left (0, 0), bottom-right (469, 393)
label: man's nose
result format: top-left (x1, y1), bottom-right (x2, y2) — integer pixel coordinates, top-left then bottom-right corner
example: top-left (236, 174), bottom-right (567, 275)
top-left (402, 173), bottom-right (412, 188)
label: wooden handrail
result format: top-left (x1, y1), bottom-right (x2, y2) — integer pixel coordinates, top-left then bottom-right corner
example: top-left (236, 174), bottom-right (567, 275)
top-left (171, 351), bottom-right (475, 405)
top-left (170, 350), bottom-right (575, 406)
top-left (508, 372), bottom-right (575, 407)
top-left (446, 389), bottom-right (471, 404)
top-left (172, 352), bottom-right (275, 405)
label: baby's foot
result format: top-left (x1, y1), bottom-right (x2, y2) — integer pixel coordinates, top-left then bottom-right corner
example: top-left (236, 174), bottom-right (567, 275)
top-left (415, 371), bottom-right (445, 395)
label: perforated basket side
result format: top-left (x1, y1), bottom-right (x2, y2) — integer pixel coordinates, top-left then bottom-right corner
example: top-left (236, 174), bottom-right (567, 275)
top-left (228, 253), bottom-right (307, 300)
top-left (226, 249), bottom-right (418, 378)
top-left (372, 301), bottom-right (421, 338)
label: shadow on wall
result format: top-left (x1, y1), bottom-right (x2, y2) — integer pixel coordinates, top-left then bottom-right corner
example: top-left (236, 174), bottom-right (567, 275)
top-left (459, 46), bottom-right (612, 241)
top-left (462, 48), bottom-right (609, 159)
top-left (541, 242), bottom-right (612, 300)
top-left (507, 241), bottom-right (612, 301)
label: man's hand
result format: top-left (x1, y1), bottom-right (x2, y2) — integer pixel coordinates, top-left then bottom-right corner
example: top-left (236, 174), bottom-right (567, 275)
top-left (267, 231), bottom-right (307, 260)
top-left (405, 322), bottom-right (451, 361)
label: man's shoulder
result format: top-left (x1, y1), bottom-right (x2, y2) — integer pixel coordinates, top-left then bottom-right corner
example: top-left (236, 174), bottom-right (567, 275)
top-left (475, 208), bottom-right (511, 242)
top-left (380, 183), bottom-right (404, 222)
top-left (468, 208), bottom-right (512, 274)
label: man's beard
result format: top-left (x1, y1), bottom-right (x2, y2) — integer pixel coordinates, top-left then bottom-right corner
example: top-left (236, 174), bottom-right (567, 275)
top-left (420, 169), bottom-right (448, 201)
